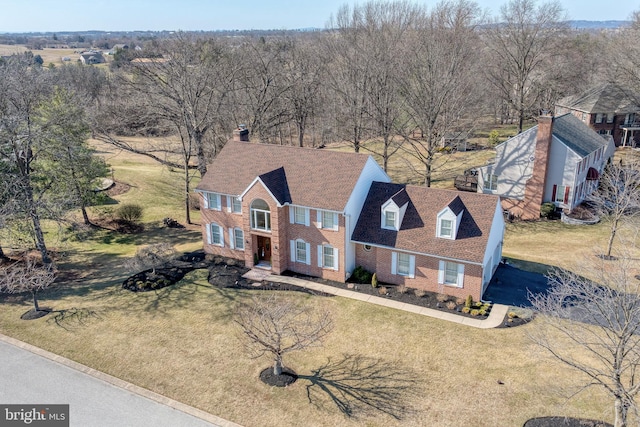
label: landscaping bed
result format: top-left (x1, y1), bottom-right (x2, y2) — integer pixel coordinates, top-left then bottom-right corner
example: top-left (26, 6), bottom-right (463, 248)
top-left (281, 270), bottom-right (492, 320)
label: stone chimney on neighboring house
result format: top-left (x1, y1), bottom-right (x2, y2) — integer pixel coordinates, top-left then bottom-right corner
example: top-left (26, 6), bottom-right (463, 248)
top-left (233, 124), bottom-right (249, 142)
top-left (521, 114), bottom-right (553, 220)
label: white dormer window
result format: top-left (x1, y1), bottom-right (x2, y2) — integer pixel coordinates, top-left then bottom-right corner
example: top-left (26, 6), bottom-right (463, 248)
top-left (436, 202), bottom-right (463, 240)
top-left (385, 211), bottom-right (396, 228)
top-left (440, 219), bottom-right (453, 238)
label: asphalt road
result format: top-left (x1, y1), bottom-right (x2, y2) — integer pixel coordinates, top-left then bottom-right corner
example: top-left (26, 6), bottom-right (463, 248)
top-left (0, 339), bottom-right (219, 427)
top-left (483, 264), bottom-right (550, 307)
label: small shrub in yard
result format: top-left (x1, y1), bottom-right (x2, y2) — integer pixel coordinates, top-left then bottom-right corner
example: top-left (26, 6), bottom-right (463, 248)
top-left (461, 306), bottom-right (470, 314)
top-left (414, 289), bottom-right (426, 298)
top-left (378, 286), bottom-right (388, 295)
top-left (508, 311), bottom-right (518, 319)
top-left (371, 272), bottom-right (378, 288)
top-left (352, 266), bottom-right (373, 284)
top-left (479, 308), bottom-right (487, 316)
top-left (446, 301), bottom-right (456, 310)
top-left (116, 203), bottom-right (143, 223)
top-left (397, 283), bottom-right (407, 294)
top-left (455, 297), bottom-right (465, 305)
top-left (465, 295), bottom-right (473, 308)
top-left (436, 293), bottom-right (448, 303)
top-left (470, 309), bottom-right (480, 316)
top-left (540, 202), bottom-right (556, 219)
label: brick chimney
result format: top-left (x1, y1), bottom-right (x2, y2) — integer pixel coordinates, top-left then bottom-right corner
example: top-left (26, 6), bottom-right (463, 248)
top-left (233, 124), bottom-right (249, 142)
top-left (521, 114), bottom-right (553, 219)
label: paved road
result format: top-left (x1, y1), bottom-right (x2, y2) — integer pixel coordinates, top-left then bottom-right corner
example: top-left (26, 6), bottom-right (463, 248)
top-left (0, 338), bottom-right (220, 427)
top-left (483, 264), bottom-right (550, 307)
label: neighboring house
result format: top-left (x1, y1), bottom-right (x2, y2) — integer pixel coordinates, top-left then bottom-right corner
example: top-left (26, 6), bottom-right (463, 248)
top-left (196, 127), bottom-right (505, 301)
top-left (555, 84), bottom-right (640, 147)
top-left (477, 113), bottom-right (615, 220)
top-left (79, 51), bottom-right (105, 65)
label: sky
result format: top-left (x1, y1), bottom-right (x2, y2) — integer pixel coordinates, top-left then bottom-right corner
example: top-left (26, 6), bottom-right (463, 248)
top-left (0, 0), bottom-right (637, 33)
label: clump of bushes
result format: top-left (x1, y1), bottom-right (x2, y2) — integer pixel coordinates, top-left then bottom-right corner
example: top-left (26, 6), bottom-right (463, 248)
top-left (446, 301), bottom-right (457, 310)
top-left (436, 293), bottom-right (449, 303)
top-left (414, 289), bottom-right (426, 298)
top-left (351, 266), bottom-right (373, 284)
top-left (378, 286), bottom-right (388, 295)
top-left (488, 129), bottom-right (500, 147)
top-left (116, 203), bottom-right (144, 223)
top-left (397, 283), bottom-right (407, 294)
top-left (540, 202), bottom-right (556, 219)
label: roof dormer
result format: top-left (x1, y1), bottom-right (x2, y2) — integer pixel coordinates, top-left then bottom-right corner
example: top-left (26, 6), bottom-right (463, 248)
top-left (436, 196), bottom-right (465, 240)
top-left (381, 188), bottom-right (409, 231)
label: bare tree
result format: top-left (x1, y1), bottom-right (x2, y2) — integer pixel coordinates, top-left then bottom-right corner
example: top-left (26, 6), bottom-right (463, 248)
top-left (0, 257), bottom-right (56, 314)
top-left (400, 0), bottom-right (484, 186)
top-left (608, 10), bottom-right (640, 99)
top-left (235, 294), bottom-right (333, 376)
top-left (483, 0), bottom-right (567, 133)
top-left (529, 236), bottom-right (640, 427)
top-left (587, 157), bottom-right (640, 259)
top-left (125, 243), bottom-right (177, 275)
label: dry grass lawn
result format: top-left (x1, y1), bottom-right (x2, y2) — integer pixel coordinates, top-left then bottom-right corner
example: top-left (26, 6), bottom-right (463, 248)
top-left (0, 136), bottom-right (632, 426)
top-left (0, 44), bottom-right (105, 67)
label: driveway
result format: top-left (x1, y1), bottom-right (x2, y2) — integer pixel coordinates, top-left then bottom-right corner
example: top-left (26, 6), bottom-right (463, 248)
top-left (0, 336), bottom-right (230, 427)
top-left (483, 264), bottom-right (550, 308)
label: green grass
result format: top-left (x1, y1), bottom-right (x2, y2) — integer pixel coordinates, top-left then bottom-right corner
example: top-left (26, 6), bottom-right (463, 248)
top-left (0, 136), bottom-right (630, 426)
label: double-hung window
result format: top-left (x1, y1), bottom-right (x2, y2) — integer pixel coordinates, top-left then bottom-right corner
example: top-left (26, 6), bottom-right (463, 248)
top-left (208, 223), bottom-right (223, 246)
top-left (234, 228), bottom-right (244, 250)
top-left (232, 197), bottom-right (242, 213)
top-left (439, 219), bottom-right (453, 238)
top-left (319, 210), bottom-right (338, 230)
top-left (318, 245), bottom-right (338, 270)
top-left (294, 207), bottom-right (306, 224)
top-left (484, 174), bottom-right (498, 191)
top-left (206, 193), bottom-right (221, 210)
top-left (391, 252), bottom-right (415, 278)
top-left (438, 260), bottom-right (464, 287)
top-left (385, 211), bottom-right (395, 228)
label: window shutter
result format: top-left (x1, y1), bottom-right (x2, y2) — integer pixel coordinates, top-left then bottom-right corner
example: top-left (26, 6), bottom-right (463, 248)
top-left (317, 245), bottom-right (323, 267)
top-left (333, 248), bottom-right (339, 270)
top-left (290, 240), bottom-right (295, 262)
top-left (391, 252), bottom-right (397, 275)
top-left (202, 193), bottom-right (209, 209)
top-left (219, 225), bottom-right (224, 247)
top-left (564, 186), bottom-right (570, 204)
top-left (305, 243), bottom-right (311, 265)
top-left (316, 210), bottom-right (322, 228)
top-left (457, 264), bottom-right (465, 288)
top-left (333, 213), bottom-right (339, 230)
top-left (289, 206), bottom-right (295, 224)
top-left (305, 209), bottom-right (310, 227)
top-left (226, 196), bottom-right (231, 212)
top-left (438, 261), bottom-right (445, 284)
top-left (228, 228), bottom-right (234, 249)
top-left (409, 255), bottom-right (415, 279)
top-left (551, 185), bottom-right (557, 202)
top-left (206, 223), bottom-right (212, 244)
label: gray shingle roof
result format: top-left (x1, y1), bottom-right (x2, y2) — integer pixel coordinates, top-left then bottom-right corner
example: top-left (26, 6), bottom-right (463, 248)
top-left (552, 113), bottom-right (610, 157)
top-left (352, 182), bottom-right (499, 263)
top-left (556, 84), bottom-right (640, 114)
top-left (195, 141), bottom-right (372, 211)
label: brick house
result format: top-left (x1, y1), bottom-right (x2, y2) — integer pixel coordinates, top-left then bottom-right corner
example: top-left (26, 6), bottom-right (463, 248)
top-left (476, 113), bottom-right (615, 220)
top-left (555, 84), bottom-right (640, 147)
top-left (196, 128), bottom-right (505, 301)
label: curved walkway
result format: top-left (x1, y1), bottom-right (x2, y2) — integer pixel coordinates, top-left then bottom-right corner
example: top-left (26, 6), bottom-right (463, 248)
top-left (264, 274), bottom-right (509, 329)
top-left (0, 334), bottom-right (241, 427)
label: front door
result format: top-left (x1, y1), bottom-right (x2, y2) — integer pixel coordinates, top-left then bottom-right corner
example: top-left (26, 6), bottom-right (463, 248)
top-left (256, 236), bottom-right (272, 263)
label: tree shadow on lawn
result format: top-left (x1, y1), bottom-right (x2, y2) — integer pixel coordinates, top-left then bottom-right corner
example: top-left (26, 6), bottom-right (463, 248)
top-left (298, 353), bottom-right (422, 420)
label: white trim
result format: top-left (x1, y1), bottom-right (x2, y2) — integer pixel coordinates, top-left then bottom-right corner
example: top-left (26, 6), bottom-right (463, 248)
top-left (333, 248), bottom-right (339, 271)
top-left (206, 224), bottom-right (212, 244)
top-left (391, 252), bottom-right (397, 275)
top-left (290, 240), bottom-right (296, 263)
top-left (226, 196), bottom-right (232, 213)
top-left (317, 245), bottom-right (323, 267)
top-left (438, 260), bottom-right (445, 284)
top-left (228, 228), bottom-right (234, 249)
top-left (457, 263), bottom-right (465, 288)
top-left (239, 177), bottom-right (283, 207)
top-left (305, 242), bottom-right (311, 265)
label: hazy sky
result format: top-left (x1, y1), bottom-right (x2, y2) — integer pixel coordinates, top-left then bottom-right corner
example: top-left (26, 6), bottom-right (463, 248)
top-left (0, 0), bottom-right (637, 32)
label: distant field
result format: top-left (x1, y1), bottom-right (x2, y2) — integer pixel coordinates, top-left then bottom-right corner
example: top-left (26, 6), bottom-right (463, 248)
top-left (0, 44), bottom-right (103, 67)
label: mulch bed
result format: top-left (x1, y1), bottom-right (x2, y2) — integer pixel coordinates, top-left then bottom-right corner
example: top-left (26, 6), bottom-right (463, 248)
top-left (122, 266), bottom-right (194, 292)
top-left (523, 417), bottom-right (612, 427)
top-left (20, 308), bottom-right (51, 320)
top-left (259, 367), bottom-right (298, 387)
top-left (496, 313), bottom-right (532, 328)
top-left (281, 271), bottom-right (492, 321)
top-left (105, 180), bottom-right (131, 197)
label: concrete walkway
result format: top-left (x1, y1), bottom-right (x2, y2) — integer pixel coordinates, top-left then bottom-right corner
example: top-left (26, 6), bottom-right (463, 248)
top-left (0, 334), bottom-right (241, 427)
top-left (248, 272), bottom-right (509, 329)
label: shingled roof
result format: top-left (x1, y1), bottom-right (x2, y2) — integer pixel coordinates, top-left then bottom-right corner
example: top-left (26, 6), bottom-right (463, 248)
top-left (352, 182), bottom-right (500, 263)
top-left (196, 141), bottom-right (372, 212)
top-left (556, 84), bottom-right (640, 114)
top-left (552, 113), bottom-right (611, 157)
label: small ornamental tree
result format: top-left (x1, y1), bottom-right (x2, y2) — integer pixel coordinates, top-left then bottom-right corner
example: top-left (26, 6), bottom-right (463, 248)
top-left (125, 243), bottom-right (176, 275)
top-left (0, 257), bottom-right (56, 314)
top-left (235, 294), bottom-right (333, 376)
